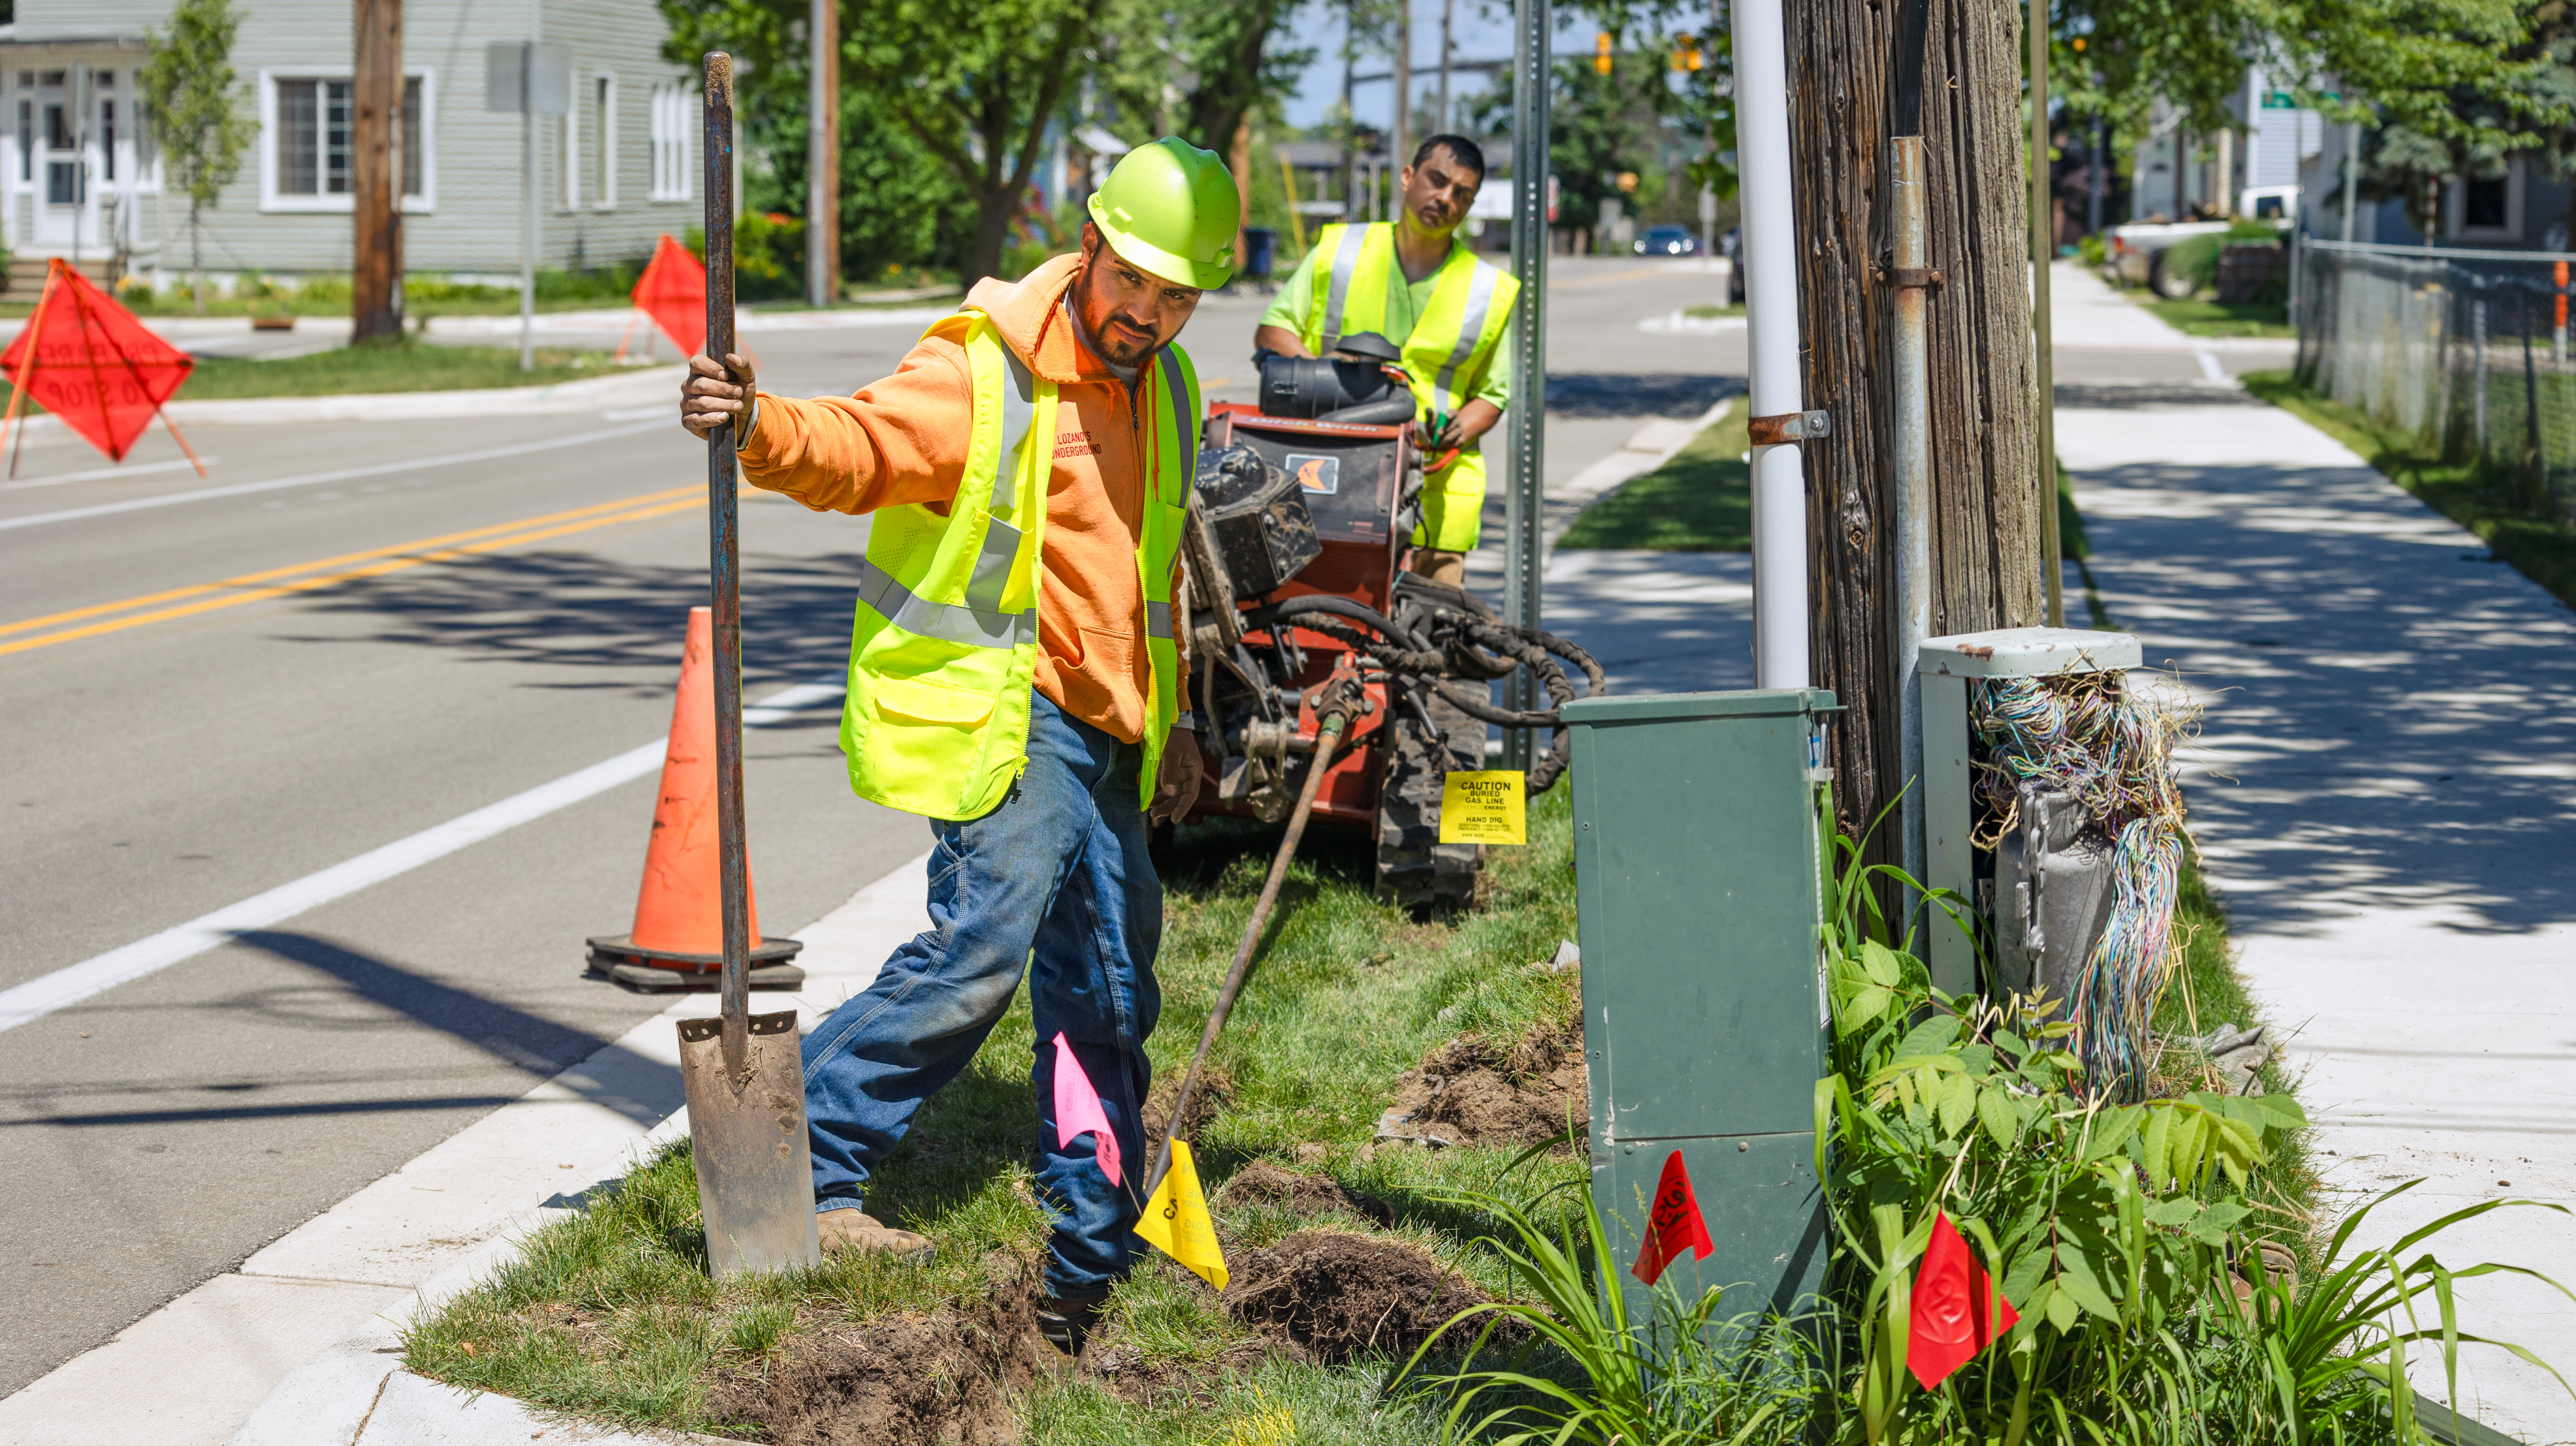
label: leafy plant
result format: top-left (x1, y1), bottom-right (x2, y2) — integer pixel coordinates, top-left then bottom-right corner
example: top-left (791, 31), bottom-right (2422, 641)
top-left (1398, 1165), bottom-right (1822, 1446)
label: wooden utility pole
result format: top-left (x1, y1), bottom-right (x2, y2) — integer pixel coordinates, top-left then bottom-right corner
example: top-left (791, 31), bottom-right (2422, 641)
top-left (1787, 0), bottom-right (2045, 841)
top-left (805, 0), bottom-right (839, 308)
top-left (351, 0), bottom-right (403, 344)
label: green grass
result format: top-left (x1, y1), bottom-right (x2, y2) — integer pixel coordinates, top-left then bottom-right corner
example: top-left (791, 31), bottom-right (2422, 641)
top-left (1681, 303), bottom-right (1743, 319)
top-left (2242, 369), bottom-right (2576, 609)
top-left (405, 788), bottom-right (1589, 1436)
top-left (2143, 296), bottom-right (2292, 338)
top-left (1555, 400), bottom-right (1749, 550)
top-left (174, 345), bottom-right (624, 398)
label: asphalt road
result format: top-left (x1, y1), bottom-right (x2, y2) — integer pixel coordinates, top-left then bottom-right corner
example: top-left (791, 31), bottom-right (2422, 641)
top-left (0, 255), bottom-right (1757, 1397)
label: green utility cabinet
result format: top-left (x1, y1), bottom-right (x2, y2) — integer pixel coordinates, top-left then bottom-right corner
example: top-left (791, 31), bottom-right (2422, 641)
top-left (1563, 689), bottom-right (1836, 1325)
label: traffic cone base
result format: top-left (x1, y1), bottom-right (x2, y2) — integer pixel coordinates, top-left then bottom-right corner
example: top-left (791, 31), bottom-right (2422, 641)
top-left (589, 606), bottom-right (805, 990)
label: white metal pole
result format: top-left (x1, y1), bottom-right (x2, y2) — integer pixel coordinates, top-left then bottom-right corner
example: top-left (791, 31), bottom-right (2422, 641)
top-left (520, 47), bottom-right (536, 371)
top-left (1731, 0), bottom-right (1808, 690)
top-left (1891, 138), bottom-right (1931, 891)
top-left (2340, 121), bottom-right (2360, 243)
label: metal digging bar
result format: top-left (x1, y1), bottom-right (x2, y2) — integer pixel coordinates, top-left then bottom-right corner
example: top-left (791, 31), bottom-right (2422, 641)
top-left (673, 51), bottom-right (822, 1278)
top-left (1142, 672), bottom-right (1366, 1198)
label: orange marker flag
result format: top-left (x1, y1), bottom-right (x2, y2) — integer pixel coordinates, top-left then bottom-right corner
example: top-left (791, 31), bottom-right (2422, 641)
top-left (632, 234), bottom-right (707, 358)
top-left (1907, 1211), bottom-right (2019, 1389)
top-left (1632, 1149), bottom-right (1715, 1285)
top-left (0, 259), bottom-right (201, 471)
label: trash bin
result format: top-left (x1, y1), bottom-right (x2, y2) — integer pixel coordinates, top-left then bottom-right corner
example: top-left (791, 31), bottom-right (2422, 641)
top-left (1242, 226), bottom-right (1277, 281)
top-left (1564, 687), bottom-right (1835, 1330)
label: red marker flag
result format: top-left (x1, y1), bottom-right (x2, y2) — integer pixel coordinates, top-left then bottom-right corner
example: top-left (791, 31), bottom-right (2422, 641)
top-left (1907, 1211), bottom-right (2019, 1389)
top-left (631, 233), bottom-right (707, 358)
top-left (1631, 1149), bottom-right (1715, 1285)
top-left (0, 260), bottom-right (197, 465)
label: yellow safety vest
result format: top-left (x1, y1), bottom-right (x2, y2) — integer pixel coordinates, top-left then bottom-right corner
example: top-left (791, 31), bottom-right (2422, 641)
top-left (1300, 222), bottom-right (1518, 552)
top-left (838, 309), bottom-right (1197, 820)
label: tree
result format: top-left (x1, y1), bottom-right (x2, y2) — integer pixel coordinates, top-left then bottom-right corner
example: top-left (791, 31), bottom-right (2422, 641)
top-left (140, 0), bottom-right (254, 315)
top-left (839, 0), bottom-right (1105, 282)
top-left (664, 0), bottom-right (971, 282)
top-left (1099, 0), bottom-right (1314, 161)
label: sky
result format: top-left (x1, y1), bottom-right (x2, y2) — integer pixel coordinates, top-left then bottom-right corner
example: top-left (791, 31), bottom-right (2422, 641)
top-left (1279, 0), bottom-right (1613, 133)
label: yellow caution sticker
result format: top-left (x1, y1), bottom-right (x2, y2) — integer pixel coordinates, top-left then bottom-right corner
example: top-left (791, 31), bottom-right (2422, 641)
top-left (1439, 771), bottom-right (1527, 845)
top-left (1136, 1139), bottom-right (1229, 1291)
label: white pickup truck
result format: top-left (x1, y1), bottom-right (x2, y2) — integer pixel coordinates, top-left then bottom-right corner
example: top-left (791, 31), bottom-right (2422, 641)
top-left (2107, 185), bottom-right (2298, 297)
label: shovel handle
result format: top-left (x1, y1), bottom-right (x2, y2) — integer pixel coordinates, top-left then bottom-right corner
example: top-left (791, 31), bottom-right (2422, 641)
top-left (702, 54), bottom-right (751, 1057)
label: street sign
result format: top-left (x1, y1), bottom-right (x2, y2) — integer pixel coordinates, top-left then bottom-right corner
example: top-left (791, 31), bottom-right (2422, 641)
top-left (484, 42), bottom-right (571, 115)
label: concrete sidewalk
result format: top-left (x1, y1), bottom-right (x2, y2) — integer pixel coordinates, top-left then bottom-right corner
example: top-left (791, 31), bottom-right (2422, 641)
top-left (2058, 380), bottom-right (2576, 1438)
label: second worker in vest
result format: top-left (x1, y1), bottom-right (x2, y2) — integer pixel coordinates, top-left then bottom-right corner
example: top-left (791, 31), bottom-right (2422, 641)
top-left (677, 139), bottom-right (1236, 1356)
top-left (1252, 134), bottom-right (1518, 586)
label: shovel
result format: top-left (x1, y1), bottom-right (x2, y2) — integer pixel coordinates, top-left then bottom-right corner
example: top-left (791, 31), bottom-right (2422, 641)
top-left (675, 51), bottom-right (821, 1278)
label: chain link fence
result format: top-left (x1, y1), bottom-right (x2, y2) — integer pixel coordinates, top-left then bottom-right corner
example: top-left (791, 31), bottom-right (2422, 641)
top-left (2295, 238), bottom-right (2576, 526)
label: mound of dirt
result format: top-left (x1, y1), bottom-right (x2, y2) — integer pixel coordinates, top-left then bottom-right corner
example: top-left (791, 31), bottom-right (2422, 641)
top-left (704, 1254), bottom-right (1048, 1446)
top-left (1141, 1062), bottom-right (1231, 1147)
top-left (1224, 1230), bottom-right (1502, 1362)
top-left (1385, 1016), bottom-right (1586, 1149)
top-left (1215, 1159), bottom-right (1393, 1225)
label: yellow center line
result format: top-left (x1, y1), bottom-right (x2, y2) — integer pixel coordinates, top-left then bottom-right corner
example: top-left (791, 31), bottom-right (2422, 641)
top-left (0, 483), bottom-right (706, 639)
top-left (1, 490), bottom-right (724, 659)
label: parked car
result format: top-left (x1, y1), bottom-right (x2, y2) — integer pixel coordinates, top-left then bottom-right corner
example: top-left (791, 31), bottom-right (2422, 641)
top-left (1635, 224), bottom-right (1701, 257)
top-left (2108, 185), bottom-right (2296, 297)
top-left (1719, 227), bottom-right (1746, 304)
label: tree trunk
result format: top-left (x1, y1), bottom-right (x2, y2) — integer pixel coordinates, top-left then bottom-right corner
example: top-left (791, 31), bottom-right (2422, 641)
top-left (1787, 0), bottom-right (2045, 845)
top-left (350, 0), bottom-right (403, 344)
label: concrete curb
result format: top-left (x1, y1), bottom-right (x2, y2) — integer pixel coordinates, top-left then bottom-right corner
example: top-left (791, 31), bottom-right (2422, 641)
top-left (0, 852), bottom-right (933, 1446)
top-left (0, 366), bottom-right (685, 443)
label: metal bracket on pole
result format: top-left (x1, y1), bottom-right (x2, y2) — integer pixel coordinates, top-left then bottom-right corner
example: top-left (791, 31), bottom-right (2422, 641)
top-left (1747, 410), bottom-right (1831, 446)
top-left (1878, 266), bottom-right (1945, 290)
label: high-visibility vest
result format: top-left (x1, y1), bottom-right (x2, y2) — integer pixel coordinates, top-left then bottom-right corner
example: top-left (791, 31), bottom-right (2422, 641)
top-left (837, 309), bottom-right (1198, 820)
top-left (1300, 222), bottom-right (1518, 552)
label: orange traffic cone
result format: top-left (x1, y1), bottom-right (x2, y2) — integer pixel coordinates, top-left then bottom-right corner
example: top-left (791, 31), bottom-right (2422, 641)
top-left (585, 606), bottom-right (805, 990)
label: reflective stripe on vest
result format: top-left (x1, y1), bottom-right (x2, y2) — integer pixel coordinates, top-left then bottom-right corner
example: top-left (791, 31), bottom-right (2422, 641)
top-left (1319, 225), bottom-right (1370, 356)
top-left (1427, 261), bottom-right (1501, 414)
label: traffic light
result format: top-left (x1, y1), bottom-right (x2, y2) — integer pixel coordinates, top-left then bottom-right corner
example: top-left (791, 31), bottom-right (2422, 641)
top-left (1673, 35), bottom-right (1703, 71)
top-left (1594, 32), bottom-right (1613, 74)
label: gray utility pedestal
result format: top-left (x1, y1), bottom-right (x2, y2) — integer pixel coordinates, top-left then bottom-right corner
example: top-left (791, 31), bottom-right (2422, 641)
top-left (1919, 627), bottom-right (2141, 999)
top-left (1563, 689), bottom-right (1836, 1325)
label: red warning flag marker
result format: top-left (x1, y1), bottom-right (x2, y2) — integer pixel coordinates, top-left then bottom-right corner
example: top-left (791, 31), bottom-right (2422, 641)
top-left (0, 259), bottom-right (204, 474)
top-left (625, 233), bottom-right (706, 360)
top-left (1907, 1210), bottom-right (2020, 1389)
top-left (1631, 1149), bottom-right (1715, 1286)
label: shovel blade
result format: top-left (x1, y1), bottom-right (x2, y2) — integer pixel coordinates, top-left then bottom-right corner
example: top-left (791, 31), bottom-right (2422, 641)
top-left (677, 1008), bottom-right (821, 1277)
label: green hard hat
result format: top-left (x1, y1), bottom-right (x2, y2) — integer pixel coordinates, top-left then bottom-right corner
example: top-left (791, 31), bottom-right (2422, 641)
top-left (1087, 137), bottom-right (1240, 291)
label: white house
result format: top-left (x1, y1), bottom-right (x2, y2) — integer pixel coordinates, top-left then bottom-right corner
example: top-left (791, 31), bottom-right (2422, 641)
top-left (0, 0), bottom-right (706, 289)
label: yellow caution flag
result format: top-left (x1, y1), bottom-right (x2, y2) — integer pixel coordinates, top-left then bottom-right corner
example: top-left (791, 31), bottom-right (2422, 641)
top-left (1135, 1139), bottom-right (1229, 1291)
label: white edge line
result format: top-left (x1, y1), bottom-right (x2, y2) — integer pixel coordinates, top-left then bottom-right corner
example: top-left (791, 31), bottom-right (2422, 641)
top-left (0, 421), bottom-right (666, 532)
top-left (0, 676), bottom-right (847, 1035)
top-left (0, 457), bottom-right (221, 492)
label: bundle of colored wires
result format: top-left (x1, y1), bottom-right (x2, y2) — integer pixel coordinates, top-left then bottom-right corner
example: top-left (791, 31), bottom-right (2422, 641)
top-left (1970, 670), bottom-right (2190, 1100)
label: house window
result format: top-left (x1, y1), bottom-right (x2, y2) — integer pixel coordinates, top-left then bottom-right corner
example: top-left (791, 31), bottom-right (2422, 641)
top-left (402, 74), bottom-right (421, 195)
top-left (649, 81), bottom-right (689, 201)
top-left (2464, 177), bottom-right (2508, 230)
top-left (268, 71), bottom-right (431, 209)
top-left (101, 99), bottom-right (115, 182)
top-left (592, 74), bottom-right (614, 207)
top-left (274, 78), bottom-right (350, 195)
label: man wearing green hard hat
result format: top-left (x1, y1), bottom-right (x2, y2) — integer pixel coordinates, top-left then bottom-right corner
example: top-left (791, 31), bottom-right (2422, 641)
top-left (679, 137), bottom-right (1238, 1355)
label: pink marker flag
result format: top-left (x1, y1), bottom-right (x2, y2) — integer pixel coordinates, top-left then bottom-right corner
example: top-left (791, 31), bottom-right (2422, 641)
top-left (1051, 1031), bottom-right (1122, 1186)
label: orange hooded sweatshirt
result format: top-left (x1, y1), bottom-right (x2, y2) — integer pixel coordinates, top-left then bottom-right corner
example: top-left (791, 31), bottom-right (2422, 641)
top-left (734, 253), bottom-right (1188, 746)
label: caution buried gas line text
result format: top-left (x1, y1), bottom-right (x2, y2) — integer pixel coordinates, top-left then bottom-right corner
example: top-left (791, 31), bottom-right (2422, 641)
top-left (1439, 770), bottom-right (1527, 845)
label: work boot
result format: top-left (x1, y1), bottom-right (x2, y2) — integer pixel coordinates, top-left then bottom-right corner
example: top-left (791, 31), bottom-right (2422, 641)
top-left (1035, 1292), bottom-right (1107, 1357)
top-left (816, 1208), bottom-right (933, 1261)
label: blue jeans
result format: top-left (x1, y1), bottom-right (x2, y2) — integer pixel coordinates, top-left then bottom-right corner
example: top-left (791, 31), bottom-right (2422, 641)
top-left (801, 690), bottom-right (1161, 1299)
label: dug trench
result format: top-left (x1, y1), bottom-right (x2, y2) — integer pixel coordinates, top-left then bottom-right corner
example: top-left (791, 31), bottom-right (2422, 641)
top-left (692, 1016), bottom-right (1580, 1441)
